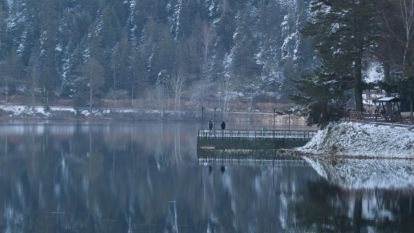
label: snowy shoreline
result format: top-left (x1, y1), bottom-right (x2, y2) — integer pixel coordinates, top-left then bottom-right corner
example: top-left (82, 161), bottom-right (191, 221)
top-left (0, 104), bottom-right (303, 124)
top-left (0, 104), bottom-right (201, 121)
top-left (297, 122), bottom-right (414, 158)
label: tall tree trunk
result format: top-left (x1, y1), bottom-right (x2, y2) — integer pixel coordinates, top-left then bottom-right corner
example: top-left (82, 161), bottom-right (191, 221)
top-left (400, 0), bottom-right (414, 75)
top-left (410, 96), bottom-right (413, 123)
top-left (383, 61), bottom-right (391, 96)
top-left (352, 0), bottom-right (364, 112)
top-left (355, 56), bottom-right (363, 112)
top-left (131, 86), bottom-right (134, 107)
top-left (113, 62), bottom-right (116, 90)
top-left (31, 72), bottom-right (36, 107)
top-left (89, 87), bottom-right (93, 113)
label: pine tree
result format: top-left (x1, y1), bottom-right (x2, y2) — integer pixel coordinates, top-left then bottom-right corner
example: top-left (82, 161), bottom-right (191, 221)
top-left (110, 31), bottom-right (130, 91)
top-left (290, 70), bottom-right (349, 126)
top-left (0, 1), bottom-right (7, 59)
top-left (302, 0), bottom-right (379, 112)
top-left (33, 0), bottom-right (61, 104)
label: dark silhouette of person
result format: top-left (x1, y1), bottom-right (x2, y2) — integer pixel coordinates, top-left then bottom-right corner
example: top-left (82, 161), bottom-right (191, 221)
top-left (208, 120), bottom-right (213, 130)
top-left (208, 165), bottom-right (213, 174)
top-left (221, 121), bottom-right (226, 130)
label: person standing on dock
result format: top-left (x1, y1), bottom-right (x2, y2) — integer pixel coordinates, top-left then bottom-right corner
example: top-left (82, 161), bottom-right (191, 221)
top-left (221, 121), bottom-right (226, 130)
top-left (208, 120), bottom-right (213, 131)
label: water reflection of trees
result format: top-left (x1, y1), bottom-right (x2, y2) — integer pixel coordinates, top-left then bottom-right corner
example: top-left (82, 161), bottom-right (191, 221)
top-left (0, 123), bottom-right (201, 232)
top-left (0, 123), bottom-right (412, 232)
top-left (297, 156), bottom-right (414, 233)
top-left (0, 122), bottom-right (319, 232)
top-left (291, 181), bottom-right (414, 233)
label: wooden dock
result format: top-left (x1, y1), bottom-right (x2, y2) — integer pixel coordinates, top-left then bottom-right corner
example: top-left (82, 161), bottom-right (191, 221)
top-left (197, 129), bottom-right (317, 151)
top-left (198, 129), bottom-right (317, 140)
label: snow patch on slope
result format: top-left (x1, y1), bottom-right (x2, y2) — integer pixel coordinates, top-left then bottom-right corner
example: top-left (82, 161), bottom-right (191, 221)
top-left (299, 122), bottom-right (414, 158)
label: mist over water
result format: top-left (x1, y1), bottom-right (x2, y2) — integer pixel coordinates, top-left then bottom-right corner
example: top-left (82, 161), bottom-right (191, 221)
top-left (0, 122), bottom-right (412, 232)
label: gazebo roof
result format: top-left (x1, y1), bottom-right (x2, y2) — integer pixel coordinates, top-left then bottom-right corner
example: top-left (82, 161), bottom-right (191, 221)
top-left (373, 96), bottom-right (401, 103)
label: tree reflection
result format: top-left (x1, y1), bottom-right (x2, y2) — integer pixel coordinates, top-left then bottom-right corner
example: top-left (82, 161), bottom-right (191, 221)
top-left (297, 156), bottom-right (414, 233)
top-left (0, 123), bottom-right (412, 232)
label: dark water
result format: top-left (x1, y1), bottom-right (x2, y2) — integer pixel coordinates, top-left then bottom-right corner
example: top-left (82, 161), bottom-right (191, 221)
top-left (0, 122), bottom-right (412, 233)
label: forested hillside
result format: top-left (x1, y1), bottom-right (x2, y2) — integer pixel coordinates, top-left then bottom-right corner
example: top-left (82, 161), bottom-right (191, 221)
top-left (0, 0), bottom-right (314, 109)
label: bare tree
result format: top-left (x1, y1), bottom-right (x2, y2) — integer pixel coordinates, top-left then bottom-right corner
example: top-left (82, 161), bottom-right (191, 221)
top-left (200, 22), bottom-right (216, 65)
top-left (111, 42), bottom-right (119, 90)
top-left (399, 0), bottom-right (414, 75)
top-left (395, 0), bottom-right (414, 121)
top-left (170, 68), bottom-right (186, 112)
top-left (28, 65), bottom-right (38, 107)
top-left (221, 75), bottom-right (231, 120)
top-left (156, 70), bottom-right (168, 116)
top-left (81, 58), bottom-right (105, 113)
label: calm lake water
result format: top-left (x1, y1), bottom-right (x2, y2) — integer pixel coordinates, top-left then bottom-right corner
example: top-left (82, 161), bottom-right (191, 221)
top-left (0, 122), bottom-right (412, 233)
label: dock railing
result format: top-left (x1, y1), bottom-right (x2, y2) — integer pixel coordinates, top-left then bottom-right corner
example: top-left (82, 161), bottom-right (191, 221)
top-left (198, 129), bottom-right (317, 140)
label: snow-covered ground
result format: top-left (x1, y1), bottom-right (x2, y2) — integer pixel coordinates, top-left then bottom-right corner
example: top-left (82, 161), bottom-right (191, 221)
top-left (303, 156), bottom-right (414, 190)
top-left (0, 105), bottom-right (78, 117)
top-left (0, 104), bottom-right (162, 118)
top-left (298, 122), bottom-right (414, 158)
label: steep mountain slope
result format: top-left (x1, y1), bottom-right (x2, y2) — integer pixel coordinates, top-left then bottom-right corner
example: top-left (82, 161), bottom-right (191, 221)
top-left (0, 0), bottom-right (314, 106)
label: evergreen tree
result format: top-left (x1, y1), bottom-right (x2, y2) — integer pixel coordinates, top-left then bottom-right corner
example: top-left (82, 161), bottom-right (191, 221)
top-left (101, 6), bottom-right (122, 49)
top-left (110, 31), bottom-right (130, 91)
top-left (0, 50), bottom-right (25, 102)
top-left (215, 1), bottom-right (236, 52)
top-left (0, 1), bottom-right (7, 59)
top-left (230, 5), bottom-right (262, 89)
top-left (291, 70), bottom-right (349, 126)
top-left (302, 0), bottom-right (379, 112)
top-left (34, 0), bottom-right (61, 103)
top-left (130, 46), bottom-right (146, 99)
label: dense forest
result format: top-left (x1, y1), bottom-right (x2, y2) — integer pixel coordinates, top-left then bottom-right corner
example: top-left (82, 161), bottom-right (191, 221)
top-left (0, 0), bottom-right (413, 121)
top-left (0, 0), bottom-right (313, 110)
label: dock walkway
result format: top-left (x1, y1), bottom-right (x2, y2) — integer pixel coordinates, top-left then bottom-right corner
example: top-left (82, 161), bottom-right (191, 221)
top-left (198, 129), bottom-right (317, 141)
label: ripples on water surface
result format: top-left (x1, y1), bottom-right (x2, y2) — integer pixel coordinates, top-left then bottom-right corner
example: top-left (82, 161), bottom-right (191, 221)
top-left (0, 122), bottom-right (412, 233)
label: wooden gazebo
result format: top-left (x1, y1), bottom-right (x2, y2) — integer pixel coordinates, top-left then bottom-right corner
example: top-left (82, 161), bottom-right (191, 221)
top-left (373, 96), bottom-right (402, 122)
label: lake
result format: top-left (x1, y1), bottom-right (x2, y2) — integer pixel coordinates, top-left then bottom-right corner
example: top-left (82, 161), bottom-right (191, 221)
top-left (0, 122), bottom-right (412, 233)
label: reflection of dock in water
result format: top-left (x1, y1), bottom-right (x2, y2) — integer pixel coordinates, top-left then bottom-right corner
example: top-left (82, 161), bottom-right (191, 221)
top-left (197, 147), bottom-right (309, 168)
top-left (197, 129), bottom-right (316, 161)
top-left (198, 155), bottom-right (309, 167)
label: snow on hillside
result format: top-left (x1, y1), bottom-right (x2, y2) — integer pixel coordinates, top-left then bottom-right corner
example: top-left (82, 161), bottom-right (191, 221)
top-left (298, 122), bottom-right (414, 158)
top-left (303, 157), bottom-right (414, 189)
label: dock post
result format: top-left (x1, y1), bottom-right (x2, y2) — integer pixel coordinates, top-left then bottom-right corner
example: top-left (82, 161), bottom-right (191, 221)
top-left (213, 107), bottom-right (216, 136)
